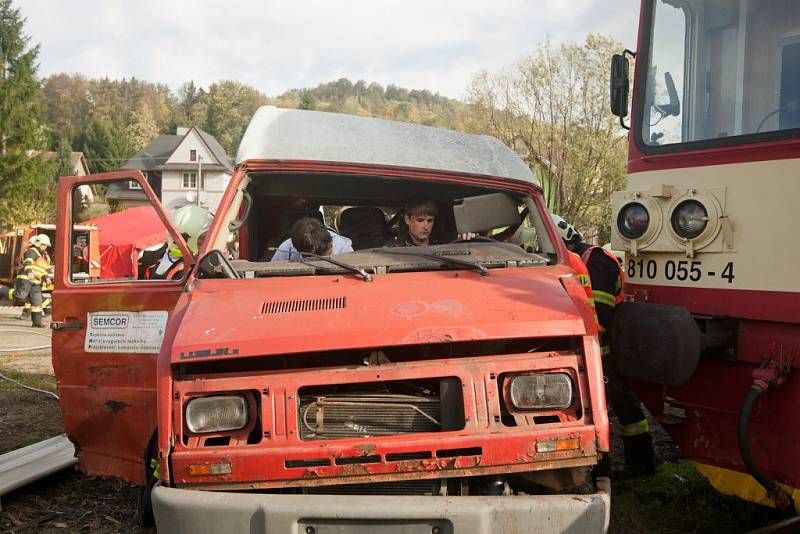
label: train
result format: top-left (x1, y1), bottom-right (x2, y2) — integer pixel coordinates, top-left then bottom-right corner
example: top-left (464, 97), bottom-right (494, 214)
top-left (610, 0), bottom-right (800, 512)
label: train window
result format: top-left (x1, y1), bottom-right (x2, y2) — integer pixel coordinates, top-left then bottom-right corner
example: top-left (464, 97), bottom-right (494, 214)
top-left (641, 0), bottom-right (800, 146)
top-left (779, 40), bottom-right (800, 130)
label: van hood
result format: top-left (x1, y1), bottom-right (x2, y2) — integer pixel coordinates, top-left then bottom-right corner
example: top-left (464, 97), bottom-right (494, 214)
top-left (171, 267), bottom-right (588, 363)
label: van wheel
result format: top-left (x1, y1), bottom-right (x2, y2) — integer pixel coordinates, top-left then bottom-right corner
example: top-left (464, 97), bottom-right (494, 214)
top-left (136, 441), bottom-right (158, 527)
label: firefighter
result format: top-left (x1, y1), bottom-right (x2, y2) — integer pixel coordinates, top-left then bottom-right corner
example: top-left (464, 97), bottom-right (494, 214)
top-left (19, 234), bottom-right (52, 327)
top-left (0, 235), bottom-right (42, 321)
top-left (552, 214), bottom-right (656, 477)
top-left (148, 205), bottom-right (213, 280)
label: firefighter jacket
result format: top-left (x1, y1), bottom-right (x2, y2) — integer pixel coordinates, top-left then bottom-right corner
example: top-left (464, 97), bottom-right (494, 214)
top-left (565, 250), bottom-right (598, 326)
top-left (577, 244), bottom-right (624, 355)
top-left (21, 247), bottom-right (52, 285)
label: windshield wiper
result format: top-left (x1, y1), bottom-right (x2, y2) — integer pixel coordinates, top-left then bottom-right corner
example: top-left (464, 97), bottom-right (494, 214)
top-left (293, 252), bottom-right (373, 282)
top-left (381, 249), bottom-right (489, 276)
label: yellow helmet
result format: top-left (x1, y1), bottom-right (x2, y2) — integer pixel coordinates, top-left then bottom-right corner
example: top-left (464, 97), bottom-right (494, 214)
top-left (171, 205), bottom-right (213, 254)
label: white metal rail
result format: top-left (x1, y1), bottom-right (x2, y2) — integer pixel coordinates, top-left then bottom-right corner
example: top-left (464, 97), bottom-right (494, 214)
top-left (0, 435), bottom-right (77, 511)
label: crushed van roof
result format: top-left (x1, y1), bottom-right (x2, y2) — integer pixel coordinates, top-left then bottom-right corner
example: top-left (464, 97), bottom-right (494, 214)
top-left (236, 106), bottom-right (538, 185)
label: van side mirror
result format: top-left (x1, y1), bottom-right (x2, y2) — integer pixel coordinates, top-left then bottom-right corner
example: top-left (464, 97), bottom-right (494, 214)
top-left (610, 53), bottom-right (631, 122)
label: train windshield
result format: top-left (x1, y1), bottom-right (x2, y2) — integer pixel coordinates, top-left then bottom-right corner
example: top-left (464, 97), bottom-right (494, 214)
top-left (640, 0), bottom-right (800, 148)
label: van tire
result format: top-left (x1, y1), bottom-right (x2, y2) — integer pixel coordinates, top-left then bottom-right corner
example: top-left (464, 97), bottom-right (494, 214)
top-left (136, 436), bottom-right (158, 527)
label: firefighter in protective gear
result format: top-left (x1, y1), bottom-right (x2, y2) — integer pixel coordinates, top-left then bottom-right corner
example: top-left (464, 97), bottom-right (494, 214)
top-left (552, 214), bottom-right (655, 477)
top-left (0, 235), bottom-right (40, 320)
top-left (148, 205), bottom-right (213, 280)
top-left (19, 234), bottom-right (52, 327)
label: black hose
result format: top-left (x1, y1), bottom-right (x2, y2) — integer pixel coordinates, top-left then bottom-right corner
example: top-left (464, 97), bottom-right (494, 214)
top-left (738, 386), bottom-right (782, 498)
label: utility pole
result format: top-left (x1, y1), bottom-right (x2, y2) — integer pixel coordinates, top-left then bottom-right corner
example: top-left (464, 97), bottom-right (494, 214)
top-left (196, 154), bottom-right (202, 206)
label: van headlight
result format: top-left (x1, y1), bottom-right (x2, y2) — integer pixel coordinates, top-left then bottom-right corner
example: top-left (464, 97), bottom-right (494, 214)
top-left (617, 202), bottom-right (650, 239)
top-left (185, 395), bottom-right (248, 433)
top-left (507, 373), bottom-right (574, 410)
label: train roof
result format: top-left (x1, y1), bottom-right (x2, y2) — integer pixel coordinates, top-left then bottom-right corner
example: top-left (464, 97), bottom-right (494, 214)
top-left (236, 106), bottom-right (538, 185)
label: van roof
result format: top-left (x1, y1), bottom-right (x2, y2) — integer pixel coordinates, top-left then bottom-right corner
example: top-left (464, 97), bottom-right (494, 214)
top-left (236, 106), bottom-right (538, 185)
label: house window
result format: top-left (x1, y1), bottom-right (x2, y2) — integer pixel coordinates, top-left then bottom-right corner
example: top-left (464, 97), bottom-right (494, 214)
top-left (190, 149), bottom-right (197, 162)
top-left (182, 172), bottom-right (197, 189)
top-left (128, 181), bottom-right (142, 190)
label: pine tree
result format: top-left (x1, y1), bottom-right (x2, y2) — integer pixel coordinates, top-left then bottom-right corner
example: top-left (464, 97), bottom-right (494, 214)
top-left (0, 0), bottom-right (49, 228)
top-left (82, 116), bottom-right (131, 173)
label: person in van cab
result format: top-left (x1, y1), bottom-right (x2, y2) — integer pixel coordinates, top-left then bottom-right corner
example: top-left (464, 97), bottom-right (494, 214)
top-left (388, 196), bottom-right (438, 246)
top-left (148, 205), bottom-right (212, 280)
top-left (388, 196), bottom-right (478, 247)
top-left (271, 217), bottom-right (353, 261)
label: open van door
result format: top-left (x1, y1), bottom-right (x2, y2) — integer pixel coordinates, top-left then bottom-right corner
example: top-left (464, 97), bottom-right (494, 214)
top-left (52, 170), bottom-right (193, 484)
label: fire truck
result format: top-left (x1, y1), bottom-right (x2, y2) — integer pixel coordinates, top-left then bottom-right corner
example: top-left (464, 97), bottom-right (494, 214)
top-left (610, 0), bottom-right (800, 512)
top-left (0, 223), bottom-right (100, 301)
top-left (52, 107), bottom-right (613, 532)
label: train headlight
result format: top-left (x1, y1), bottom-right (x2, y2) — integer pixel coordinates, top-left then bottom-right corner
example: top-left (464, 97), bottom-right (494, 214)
top-left (670, 200), bottom-right (708, 240)
top-left (617, 202), bottom-right (650, 240)
top-left (185, 395), bottom-right (248, 433)
top-left (507, 373), bottom-right (574, 410)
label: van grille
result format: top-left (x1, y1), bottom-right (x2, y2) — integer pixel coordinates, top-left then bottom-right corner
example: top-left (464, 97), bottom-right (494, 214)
top-left (261, 297), bottom-right (346, 314)
top-left (299, 394), bottom-right (441, 441)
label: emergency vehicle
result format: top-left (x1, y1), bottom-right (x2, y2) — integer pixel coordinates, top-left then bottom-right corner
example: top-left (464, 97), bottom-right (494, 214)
top-left (0, 224), bottom-right (100, 308)
top-left (52, 107), bottom-right (611, 532)
top-left (610, 0), bottom-right (800, 512)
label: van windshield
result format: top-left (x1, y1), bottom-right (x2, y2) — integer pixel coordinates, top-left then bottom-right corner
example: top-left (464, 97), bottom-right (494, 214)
top-left (218, 171), bottom-right (553, 279)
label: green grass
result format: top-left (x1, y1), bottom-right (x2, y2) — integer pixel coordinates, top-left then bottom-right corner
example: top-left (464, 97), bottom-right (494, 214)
top-left (0, 368), bottom-right (57, 393)
top-left (611, 461), bottom-right (783, 533)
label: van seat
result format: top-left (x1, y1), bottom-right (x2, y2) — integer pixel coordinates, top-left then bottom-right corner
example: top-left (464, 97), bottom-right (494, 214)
top-left (338, 207), bottom-right (388, 249)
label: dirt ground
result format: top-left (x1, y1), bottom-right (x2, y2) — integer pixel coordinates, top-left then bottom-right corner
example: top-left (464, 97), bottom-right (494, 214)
top-left (0, 319), bottom-right (788, 533)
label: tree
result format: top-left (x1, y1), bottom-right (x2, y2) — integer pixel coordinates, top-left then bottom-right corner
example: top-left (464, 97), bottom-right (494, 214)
top-left (204, 81), bottom-right (268, 154)
top-left (52, 134), bottom-right (74, 178)
top-left (126, 105), bottom-right (159, 152)
top-left (468, 34), bottom-right (627, 240)
top-left (82, 116), bottom-right (131, 173)
top-left (0, 0), bottom-right (51, 228)
top-left (299, 90), bottom-right (317, 111)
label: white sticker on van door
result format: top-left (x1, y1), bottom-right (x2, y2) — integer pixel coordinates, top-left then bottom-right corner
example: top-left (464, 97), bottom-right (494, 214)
top-left (85, 311), bottom-right (168, 353)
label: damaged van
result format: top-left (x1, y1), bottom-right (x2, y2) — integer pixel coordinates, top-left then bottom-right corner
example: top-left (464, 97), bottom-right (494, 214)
top-left (52, 106), bottom-right (610, 532)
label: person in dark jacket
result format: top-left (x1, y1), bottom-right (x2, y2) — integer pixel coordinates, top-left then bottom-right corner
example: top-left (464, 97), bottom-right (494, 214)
top-left (552, 213), bottom-right (655, 478)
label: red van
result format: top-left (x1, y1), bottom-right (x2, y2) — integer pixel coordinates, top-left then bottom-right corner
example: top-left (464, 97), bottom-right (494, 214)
top-left (53, 107), bottom-right (610, 532)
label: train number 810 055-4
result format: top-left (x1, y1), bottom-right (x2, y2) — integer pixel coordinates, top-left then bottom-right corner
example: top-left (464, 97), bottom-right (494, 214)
top-left (627, 259), bottom-right (735, 284)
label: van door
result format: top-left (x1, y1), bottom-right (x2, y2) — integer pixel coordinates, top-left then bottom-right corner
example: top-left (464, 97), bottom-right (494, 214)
top-left (52, 171), bottom-right (193, 484)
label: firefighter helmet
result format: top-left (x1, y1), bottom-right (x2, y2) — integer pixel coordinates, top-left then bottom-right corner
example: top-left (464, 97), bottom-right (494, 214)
top-left (33, 234), bottom-right (51, 248)
top-left (550, 214), bottom-right (581, 244)
top-left (171, 205), bottom-right (213, 254)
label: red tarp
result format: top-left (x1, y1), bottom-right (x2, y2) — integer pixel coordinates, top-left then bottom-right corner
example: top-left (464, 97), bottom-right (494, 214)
top-left (82, 206), bottom-right (168, 279)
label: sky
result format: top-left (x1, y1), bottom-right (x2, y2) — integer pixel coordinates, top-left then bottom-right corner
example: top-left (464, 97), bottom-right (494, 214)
top-left (16, 0), bottom-right (641, 100)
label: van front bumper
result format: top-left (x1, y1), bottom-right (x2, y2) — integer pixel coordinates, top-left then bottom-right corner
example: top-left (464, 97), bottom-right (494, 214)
top-left (152, 478), bottom-right (610, 533)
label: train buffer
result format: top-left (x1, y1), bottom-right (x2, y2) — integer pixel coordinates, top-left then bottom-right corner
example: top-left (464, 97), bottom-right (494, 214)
top-left (0, 435), bottom-right (76, 511)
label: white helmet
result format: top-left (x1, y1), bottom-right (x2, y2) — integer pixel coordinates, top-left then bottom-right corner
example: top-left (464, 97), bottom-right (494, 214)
top-left (37, 234), bottom-right (52, 247)
top-left (171, 205), bottom-right (213, 254)
top-left (31, 234), bottom-right (51, 247)
top-left (550, 214), bottom-right (581, 243)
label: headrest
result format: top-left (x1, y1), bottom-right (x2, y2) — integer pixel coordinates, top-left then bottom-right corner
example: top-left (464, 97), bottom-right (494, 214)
top-left (339, 207), bottom-right (387, 236)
